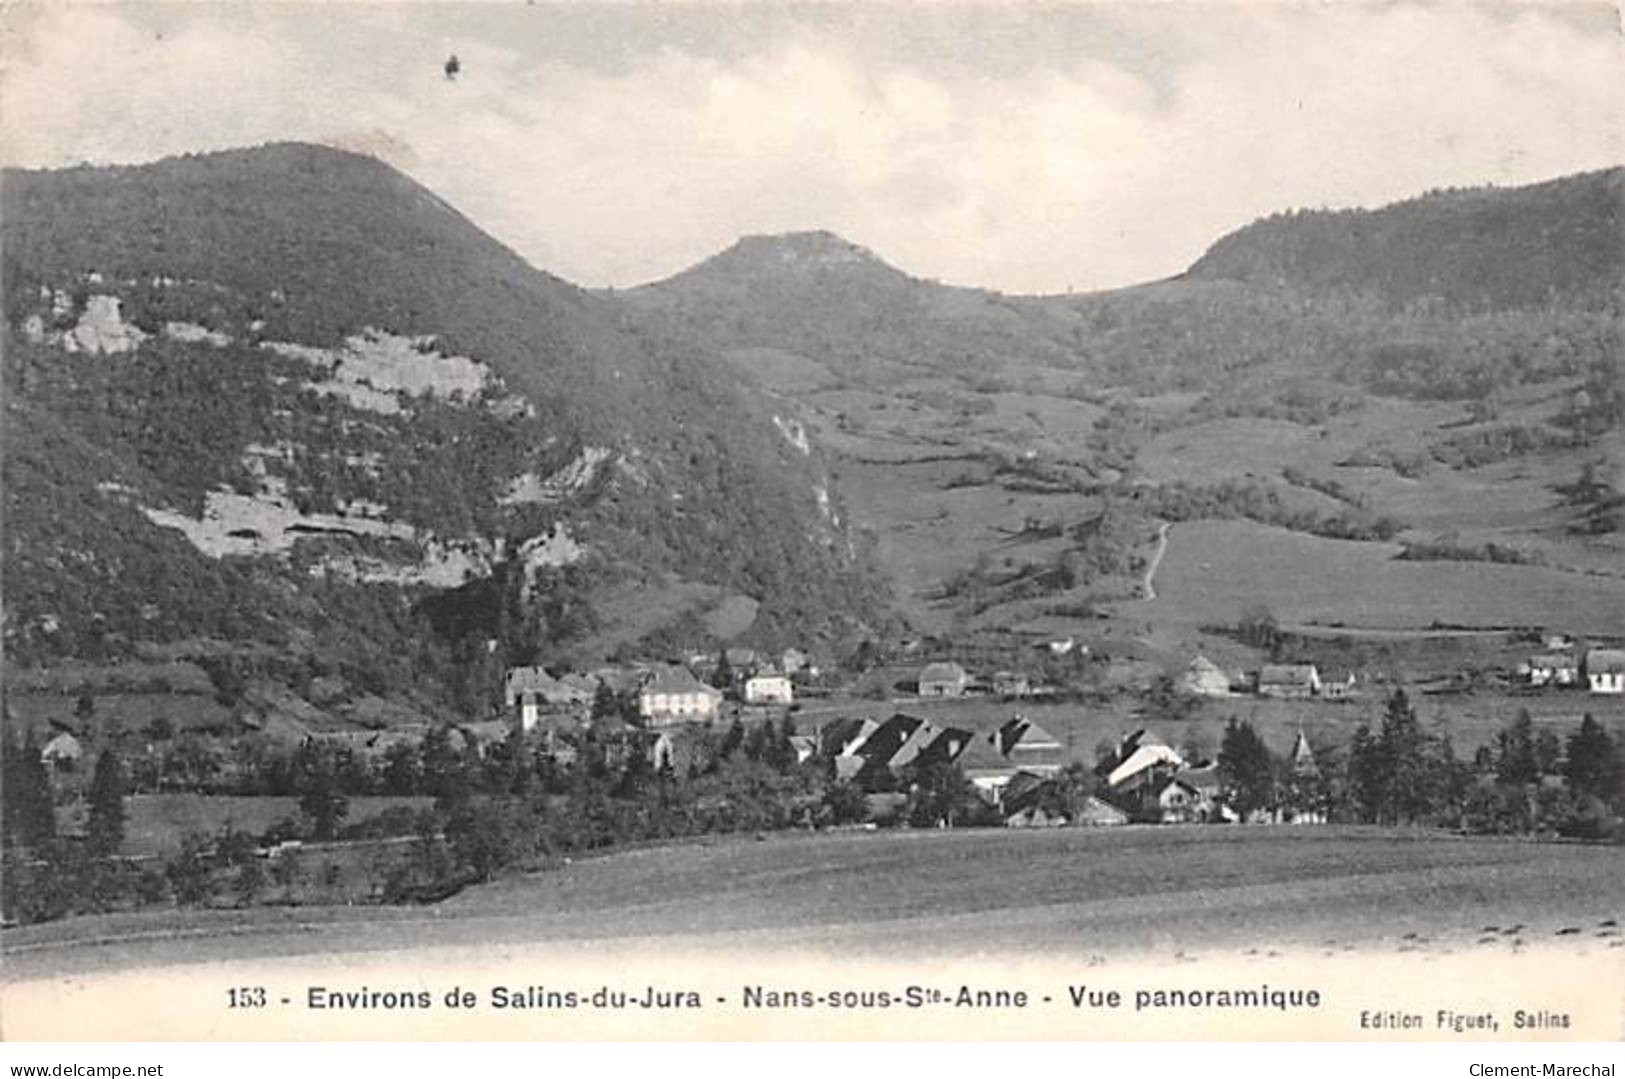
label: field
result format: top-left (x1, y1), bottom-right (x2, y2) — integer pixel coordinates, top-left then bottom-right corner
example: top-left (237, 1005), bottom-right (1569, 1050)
top-left (106, 794), bottom-right (433, 857)
top-left (4, 827), bottom-right (1621, 979)
top-left (1131, 520), bottom-right (1625, 635)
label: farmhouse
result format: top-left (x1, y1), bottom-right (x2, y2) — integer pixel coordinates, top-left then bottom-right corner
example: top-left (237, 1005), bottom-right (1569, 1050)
top-left (1586, 649), bottom-right (1625, 695)
top-left (1526, 653), bottom-right (1580, 688)
top-left (1257, 664), bottom-right (1322, 699)
top-left (637, 665), bottom-right (724, 726)
top-left (918, 661), bottom-right (970, 698)
top-left (1180, 655), bottom-right (1231, 698)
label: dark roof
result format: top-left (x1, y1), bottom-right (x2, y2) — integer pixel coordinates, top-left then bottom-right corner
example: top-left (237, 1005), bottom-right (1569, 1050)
top-left (642, 665), bottom-right (720, 697)
top-left (1260, 664), bottom-right (1318, 685)
top-left (1588, 649), bottom-right (1625, 674)
top-left (919, 662), bottom-right (967, 684)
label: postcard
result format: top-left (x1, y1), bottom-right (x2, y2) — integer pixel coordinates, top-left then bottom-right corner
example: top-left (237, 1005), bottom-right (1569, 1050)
top-left (2, 0), bottom-right (1621, 1044)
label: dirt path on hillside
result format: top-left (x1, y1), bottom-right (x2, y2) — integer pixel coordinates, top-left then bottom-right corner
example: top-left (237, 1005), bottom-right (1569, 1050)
top-left (1141, 522), bottom-right (1171, 600)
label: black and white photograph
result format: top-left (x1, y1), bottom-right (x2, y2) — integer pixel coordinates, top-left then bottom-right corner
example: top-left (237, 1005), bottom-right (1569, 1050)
top-left (1, 0), bottom-right (1622, 1045)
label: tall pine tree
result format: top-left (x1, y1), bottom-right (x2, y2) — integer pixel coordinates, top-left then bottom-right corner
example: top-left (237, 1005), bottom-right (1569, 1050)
top-left (3, 728), bottom-right (57, 850)
top-left (87, 749), bottom-right (128, 855)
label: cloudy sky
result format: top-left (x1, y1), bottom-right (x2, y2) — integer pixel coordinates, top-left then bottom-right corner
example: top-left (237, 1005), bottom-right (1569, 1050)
top-left (3, 3), bottom-right (1621, 294)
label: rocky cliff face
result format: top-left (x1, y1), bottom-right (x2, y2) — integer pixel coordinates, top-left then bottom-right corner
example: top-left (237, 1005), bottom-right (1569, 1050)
top-left (2, 144), bottom-right (886, 711)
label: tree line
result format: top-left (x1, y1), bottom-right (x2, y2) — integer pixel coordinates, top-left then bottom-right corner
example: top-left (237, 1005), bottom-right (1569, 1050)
top-left (5, 694), bottom-right (1620, 926)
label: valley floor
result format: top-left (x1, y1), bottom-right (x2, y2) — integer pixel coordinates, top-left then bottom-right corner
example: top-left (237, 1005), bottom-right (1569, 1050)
top-left (4, 826), bottom-right (1621, 980)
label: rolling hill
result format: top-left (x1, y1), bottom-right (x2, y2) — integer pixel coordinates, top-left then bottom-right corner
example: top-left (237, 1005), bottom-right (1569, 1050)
top-left (1, 144), bottom-right (888, 715)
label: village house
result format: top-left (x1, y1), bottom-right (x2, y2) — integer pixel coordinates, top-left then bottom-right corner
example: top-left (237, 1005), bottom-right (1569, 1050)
top-left (1180, 655), bottom-right (1231, 698)
top-left (787, 734), bottom-right (817, 765)
top-left (918, 661), bottom-right (970, 698)
top-left (1038, 636), bottom-right (1077, 656)
top-left (995, 716), bottom-right (1065, 777)
top-left (780, 648), bottom-right (810, 675)
top-left (722, 647), bottom-right (760, 673)
top-left (889, 720), bottom-right (972, 774)
top-left (1070, 796), bottom-right (1131, 826)
top-left (503, 666), bottom-right (597, 732)
top-left (837, 713), bottom-right (927, 786)
top-left (991, 671), bottom-right (1031, 698)
top-left (957, 730), bottom-right (1025, 801)
top-left (1145, 775), bottom-right (1209, 823)
top-left (1319, 670), bottom-right (1359, 700)
top-left (1525, 653), bottom-right (1581, 687)
top-left (1256, 663), bottom-right (1322, 699)
top-left (637, 665), bottom-right (725, 727)
top-left (1100, 729), bottom-right (1186, 792)
top-left (42, 730), bottom-right (84, 771)
top-left (817, 716), bottom-right (878, 760)
top-left (743, 673), bottom-right (794, 705)
top-left (1586, 649), bottom-right (1625, 695)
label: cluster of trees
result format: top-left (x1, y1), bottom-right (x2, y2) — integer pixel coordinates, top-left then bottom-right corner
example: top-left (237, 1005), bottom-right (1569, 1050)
top-left (1298, 692), bottom-right (1619, 835)
top-left (3, 708), bottom-right (1013, 924)
top-left (1280, 466), bottom-right (1368, 509)
top-left (2, 727), bottom-right (147, 925)
top-left (7, 691), bottom-right (1621, 927)
top-left (1558, 460), bottom-right (1622, 536)
top-left (1396, 539), bottom-right (1545, 566)
top-left (1427, 422), bottom-right (1573, 470)
top-left (1118, 478), bottom-right (1405, 543)
top-left (1201, 695), bottom-right (1623, 838)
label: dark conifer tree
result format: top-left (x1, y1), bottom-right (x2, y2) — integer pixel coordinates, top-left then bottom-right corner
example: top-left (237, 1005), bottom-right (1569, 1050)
top-left (87, 749), bottom-right (128, 855)
top-left (3, 728), bottom-right (57, 849)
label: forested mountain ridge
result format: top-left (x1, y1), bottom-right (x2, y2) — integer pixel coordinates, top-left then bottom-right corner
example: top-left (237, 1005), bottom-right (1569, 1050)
top-left (1186, 168), bottom-right (1624, 312)
top-left (2, 144), bottom-right (886, 708)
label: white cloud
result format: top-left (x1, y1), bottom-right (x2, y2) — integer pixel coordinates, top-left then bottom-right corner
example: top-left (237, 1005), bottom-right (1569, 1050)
top-left (2, 4), bottom-right (1620, 293)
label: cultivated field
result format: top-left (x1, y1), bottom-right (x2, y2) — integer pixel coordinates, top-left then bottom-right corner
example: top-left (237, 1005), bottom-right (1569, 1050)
top-left (4, 827), bottom-right (1620, 979)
